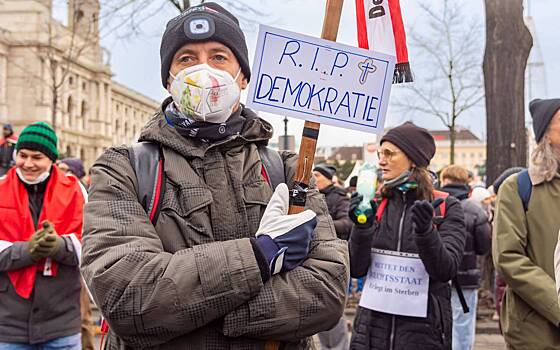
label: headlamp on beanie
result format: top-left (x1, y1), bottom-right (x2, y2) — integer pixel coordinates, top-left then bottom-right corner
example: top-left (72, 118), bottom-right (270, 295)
top-left (160, 2), bottom-right (251, 88)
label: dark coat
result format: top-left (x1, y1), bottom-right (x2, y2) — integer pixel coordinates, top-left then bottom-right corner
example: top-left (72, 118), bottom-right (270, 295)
top-left (440, 184), bottom-right (491, 288)
top-left (0, 137), bottom-right (16, 176)
top-left (321, 185), bottom-right (353, 240)
top-left (82, 100), bottom-right (349, 349)
top-left (349, 187), bottom-right (466, 350)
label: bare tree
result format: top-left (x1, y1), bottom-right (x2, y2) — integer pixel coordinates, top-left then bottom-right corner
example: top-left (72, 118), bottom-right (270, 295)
top-left (2, 1), bottom-right (101, 134)
top-left (394, 0), bottom-right (484, 165)
top-left (99, 0), bottom-right (270, 40)
top-left (42, 1), bottom-right (97, 132)
top-left (484, 0), bottom-right (532, 183)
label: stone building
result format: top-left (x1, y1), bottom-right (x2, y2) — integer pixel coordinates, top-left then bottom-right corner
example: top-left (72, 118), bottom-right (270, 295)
top-left (0, 0), bottom-right (159, 169)
top-left (429, 127), bottom-right (487, 174)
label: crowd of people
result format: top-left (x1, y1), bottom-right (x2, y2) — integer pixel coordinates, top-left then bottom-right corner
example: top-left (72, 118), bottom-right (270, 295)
top-left (0, 2), bottom-right (560, 350)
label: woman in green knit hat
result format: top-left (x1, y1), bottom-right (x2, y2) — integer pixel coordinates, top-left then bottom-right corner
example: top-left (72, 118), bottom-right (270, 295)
top-left (0, 122), bottom-right (85, 349)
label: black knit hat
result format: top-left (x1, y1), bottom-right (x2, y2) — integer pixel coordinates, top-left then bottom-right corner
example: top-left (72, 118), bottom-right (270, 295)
top-left (313, 164), bottom-right (336, 180)
top-left (160, 2), bottom-right (250, 88)
top-left (380, 122), bottom-right (435, 168)
top-left (529, 98), bottom-right (560, 143)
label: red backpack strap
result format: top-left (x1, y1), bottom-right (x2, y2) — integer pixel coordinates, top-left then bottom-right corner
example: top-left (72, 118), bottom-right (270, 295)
top-left (433, 190), bottom-right (449, 218)
top-left (376, 198), bottom-right (389, 223)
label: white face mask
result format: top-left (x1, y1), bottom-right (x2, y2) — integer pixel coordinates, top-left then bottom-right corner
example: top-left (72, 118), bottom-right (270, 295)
top-left (169, 64), bottom-right (241, 124)
top-left (16, 168), bottom-right (50, 185)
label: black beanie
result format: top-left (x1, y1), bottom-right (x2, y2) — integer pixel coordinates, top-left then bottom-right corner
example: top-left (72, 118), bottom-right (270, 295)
top-left (160, 3), bottom-right (250, 88)
top-left (529, 98), bottom-right (560, 143)
top-left (380, 122), bottom-right (435, 168)
top-left (313, 164), bottom-right (336, 180)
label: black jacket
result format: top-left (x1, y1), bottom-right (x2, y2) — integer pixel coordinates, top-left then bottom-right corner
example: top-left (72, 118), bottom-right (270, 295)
top-left (440, 184), bottom-right (491, 288)
top-left (349, 187), bottom-right (466, 350)
top-left (0, 139), bottom-right (15, 176)
top-left (320, 185), bottom-right (353, 240)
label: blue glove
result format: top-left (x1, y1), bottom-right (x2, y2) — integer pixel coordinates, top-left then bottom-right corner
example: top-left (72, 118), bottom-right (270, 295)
top-left (255, 183), bottom-right (317, 275)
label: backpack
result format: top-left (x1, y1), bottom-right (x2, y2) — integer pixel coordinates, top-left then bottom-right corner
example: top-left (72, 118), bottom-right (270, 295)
top-left (128, 142), bottom-right (286, 226)
top-left (375, 190), bottom-right (470, 313)
top-left (516, 169), bottom-right (532, 211)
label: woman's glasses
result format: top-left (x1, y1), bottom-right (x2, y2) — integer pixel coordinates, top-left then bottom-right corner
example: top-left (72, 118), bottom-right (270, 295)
top-left (377, 148), bottom-right (400, 161)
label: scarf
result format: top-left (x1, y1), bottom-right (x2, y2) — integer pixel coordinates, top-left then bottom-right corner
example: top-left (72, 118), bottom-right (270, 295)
top-left (164, 102), bottom-right (245, 142)
top-left (0, 166), bottom-right (84, 299)
top-left (355, 0), bottom-right (413, 83)
top-left (384, 170), bottom-right (418, 193)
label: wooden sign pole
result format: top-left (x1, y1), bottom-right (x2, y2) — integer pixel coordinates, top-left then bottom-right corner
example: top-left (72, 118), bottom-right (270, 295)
top-left (288, 0), bottom-right (345, 215)
top-left (265, 3), bottom-right (345, 349)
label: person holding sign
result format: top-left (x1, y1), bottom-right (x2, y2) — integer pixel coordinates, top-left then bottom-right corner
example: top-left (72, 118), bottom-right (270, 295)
top-left (348, 122), bottom-right (466, 350)
top-left (81, 3), bottom-right (349, 349)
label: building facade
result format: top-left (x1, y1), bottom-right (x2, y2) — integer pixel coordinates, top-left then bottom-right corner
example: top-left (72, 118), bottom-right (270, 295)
top-left (429, 128), bottom-right (487, 174)
top-left (0, 0), bottom-right (159, 169)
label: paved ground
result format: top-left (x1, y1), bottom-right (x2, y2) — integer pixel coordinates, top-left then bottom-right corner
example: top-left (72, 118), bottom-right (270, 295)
top-left (474, 333), bottom-right (507, 350)
top-left (94, 323), bottom-right (507, 349)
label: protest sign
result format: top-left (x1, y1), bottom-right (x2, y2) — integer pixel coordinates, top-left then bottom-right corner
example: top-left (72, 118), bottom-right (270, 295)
top-left (359, 248), bottom-right (430, 317)
top-left (246, 25), bottom-right (396, 134)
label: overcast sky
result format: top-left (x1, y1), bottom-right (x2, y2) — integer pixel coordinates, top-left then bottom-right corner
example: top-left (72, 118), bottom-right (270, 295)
top-left (93, 0), bottom-right (557, 147)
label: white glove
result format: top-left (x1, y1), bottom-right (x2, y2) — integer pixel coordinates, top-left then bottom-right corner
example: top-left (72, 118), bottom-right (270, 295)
top-left (255, 183), bottom-right (317, 274)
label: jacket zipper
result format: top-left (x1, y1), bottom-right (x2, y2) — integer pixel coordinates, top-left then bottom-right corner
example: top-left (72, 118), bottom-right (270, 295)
top-left (389, 192), bottom-right (407, 350)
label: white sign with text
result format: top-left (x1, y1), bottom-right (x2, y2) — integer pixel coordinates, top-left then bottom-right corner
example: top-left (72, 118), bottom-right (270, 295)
top-left (360, 249), bottom-right (430, 317)
top-left (246, 25), bottom-right (395, 134)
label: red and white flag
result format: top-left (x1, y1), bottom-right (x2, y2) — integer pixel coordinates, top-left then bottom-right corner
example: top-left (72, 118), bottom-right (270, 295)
top-left (355, 0), bottom-right (413, 84)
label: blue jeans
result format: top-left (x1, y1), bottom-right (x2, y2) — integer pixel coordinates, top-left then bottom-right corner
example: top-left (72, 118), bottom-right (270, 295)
top-left (451, 288), bottom-right (478, 350)
top-left (0, 334), bottom-right (81, 350)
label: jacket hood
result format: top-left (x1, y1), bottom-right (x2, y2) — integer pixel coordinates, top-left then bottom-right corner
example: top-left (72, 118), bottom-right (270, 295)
top-left (440, 184), bottom-right (470, 201)
top-left (139, 97), bottom-right (274, 158)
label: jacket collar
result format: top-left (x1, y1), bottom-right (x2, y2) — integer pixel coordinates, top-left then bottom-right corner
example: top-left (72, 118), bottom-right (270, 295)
top-left (139, 97), bottom-right (274, 159)
top-left (440, 184), bottom-right (470, 200)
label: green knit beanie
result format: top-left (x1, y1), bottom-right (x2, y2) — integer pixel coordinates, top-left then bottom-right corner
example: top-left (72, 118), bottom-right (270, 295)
top-left (16, 122), bottom-right (59, 161)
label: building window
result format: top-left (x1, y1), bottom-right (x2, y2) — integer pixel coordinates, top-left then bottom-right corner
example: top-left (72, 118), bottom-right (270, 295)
top-left (81, 100), bottom-right (88, 118)
top-left (67, 96), bottom-right (74, 114)
top-left (82, 82), bottom-right (87, 91)
top-left (68, 76), bottom-right (74, 86)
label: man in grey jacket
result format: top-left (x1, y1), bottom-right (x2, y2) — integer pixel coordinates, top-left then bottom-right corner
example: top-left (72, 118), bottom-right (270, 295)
top-left (440, 165), bottom-right (491, 350)
top-left (81, 3), bottom-right (349, 349)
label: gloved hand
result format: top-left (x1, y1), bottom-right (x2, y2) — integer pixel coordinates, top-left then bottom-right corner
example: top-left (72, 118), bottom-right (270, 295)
top-left (27, 222), bottom-right (49, 261)
top-left (255, 183), bottom-right (317, 275)
top-left (411, 200), bottom-right (435, 233)
top-left (348, 193), bottom-right (377, 228)
top-left (34, 221), bottom-right (63, 258)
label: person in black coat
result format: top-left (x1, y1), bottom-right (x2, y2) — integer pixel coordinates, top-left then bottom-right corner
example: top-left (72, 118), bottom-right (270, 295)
top-left (313, 164), bottom-right (353, 240)
top-left (440, 165), bottom-right (491, 349)
top-left (348, 122), bottom-right (466, 350)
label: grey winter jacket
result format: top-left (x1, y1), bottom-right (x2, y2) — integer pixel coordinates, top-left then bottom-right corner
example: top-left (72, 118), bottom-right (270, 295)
top-left (440, 184), bottom-right (491, 288)
top-left (0, 240), bottom-right (81, 344)
top-left (81, 100), bottom-right (349, 349)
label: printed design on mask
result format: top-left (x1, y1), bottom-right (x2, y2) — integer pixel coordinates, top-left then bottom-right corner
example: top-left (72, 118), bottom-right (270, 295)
top-left (170, 63), bottom-right (241, 124)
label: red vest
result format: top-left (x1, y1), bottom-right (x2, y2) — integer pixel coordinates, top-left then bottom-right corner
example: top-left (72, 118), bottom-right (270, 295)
top-left (0, 165), bottom-right (84, 298)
